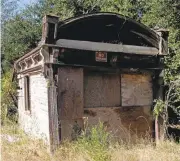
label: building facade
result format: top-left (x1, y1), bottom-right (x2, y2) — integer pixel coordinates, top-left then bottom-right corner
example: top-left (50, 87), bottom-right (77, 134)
top-left (14, 13), bottom-right (168, 151)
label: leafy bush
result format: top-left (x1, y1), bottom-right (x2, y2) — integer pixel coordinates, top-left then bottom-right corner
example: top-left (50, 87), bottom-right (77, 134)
top-left (1, 70), bottom-right (18, 125)
top-left (76, 122), bottom-right (110, 161)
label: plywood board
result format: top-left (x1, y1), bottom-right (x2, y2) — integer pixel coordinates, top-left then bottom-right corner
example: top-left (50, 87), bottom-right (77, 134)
top-left (121, 74), bottom-right (153, 106)
top-left (58, 67), bottom-right (84, 120)
top-left (84, 73), bottom-right (120, 108)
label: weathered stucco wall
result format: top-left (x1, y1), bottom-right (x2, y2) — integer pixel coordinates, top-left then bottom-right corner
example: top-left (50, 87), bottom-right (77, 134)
top-left (60, 106), bottom-right (153, 141)
top-left (84, 106), bottom-right (153, 141)
top-left (18, 73), bottom-right (49, 142)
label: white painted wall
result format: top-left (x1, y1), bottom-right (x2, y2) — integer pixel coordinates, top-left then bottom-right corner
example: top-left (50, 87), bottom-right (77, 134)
top-left (18, 73), bottom-right (50, 143)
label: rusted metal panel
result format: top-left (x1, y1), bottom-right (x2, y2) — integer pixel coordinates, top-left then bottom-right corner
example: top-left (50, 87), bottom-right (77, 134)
top-left (58, 67), bottom-right (84, 120)
top-left (84, 106), bottom-right (153, 140)
top-left (84, 73), bottom-right (120, 108)
top-left (121, 74), bottom-right (153, 106)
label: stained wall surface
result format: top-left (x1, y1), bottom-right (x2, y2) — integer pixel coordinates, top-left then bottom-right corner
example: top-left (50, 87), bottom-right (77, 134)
top-left (58, 67), bottom-right (84, 140)
top-left (121, 74), bottom-right (153, 106)
top-left (59, 70), bottom-right (153, 140)
top-left (84, 106), bottom-right (153, 140)
top-left (84, 73), bottom-right (121, 108)
top-left (18, 73), bottom-right (50, 142)
top-left (84, 73), bottom-right (153, 139)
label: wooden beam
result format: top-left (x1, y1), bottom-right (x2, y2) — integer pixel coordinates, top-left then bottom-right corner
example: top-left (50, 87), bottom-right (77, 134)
top-left (47, 65), bottom-right (60, 152)
top-left (56, 39), bottom-right (159, 55)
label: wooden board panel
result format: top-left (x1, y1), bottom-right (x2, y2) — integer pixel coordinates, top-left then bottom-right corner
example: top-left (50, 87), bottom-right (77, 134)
top-left (84, 73), bottom-right (120, 108)
top-left (121, 74), bottom-right (153, 106)
top-left (58, 67), bottom-right (83, 120)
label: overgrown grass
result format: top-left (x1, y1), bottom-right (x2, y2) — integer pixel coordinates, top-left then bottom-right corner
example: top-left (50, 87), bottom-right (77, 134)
top-left (1, 123), bottom-right (180, 161)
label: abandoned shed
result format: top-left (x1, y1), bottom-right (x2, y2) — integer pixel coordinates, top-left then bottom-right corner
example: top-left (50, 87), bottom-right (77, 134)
top-left (14, 12), bottom-right (168, 150)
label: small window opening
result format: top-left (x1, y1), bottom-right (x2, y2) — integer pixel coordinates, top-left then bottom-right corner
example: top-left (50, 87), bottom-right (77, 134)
top-left (24, 76), bottom-right (31, 111)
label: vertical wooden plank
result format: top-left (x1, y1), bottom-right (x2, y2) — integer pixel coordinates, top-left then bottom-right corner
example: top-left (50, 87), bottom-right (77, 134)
top-left (58, 67), bottom-right (84, 140)
top-left (24, 76), bottom-right (28, 111)
top-left (152, 71), bottom-right (164, 142)
top-left (58, 67), bottom-right (84, 120)
top-left (47, 65), bottom-right (59, 152)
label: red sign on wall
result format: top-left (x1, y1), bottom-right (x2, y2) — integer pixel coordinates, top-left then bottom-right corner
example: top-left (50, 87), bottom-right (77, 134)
top-left (95, 51), bottom-right (107, 62)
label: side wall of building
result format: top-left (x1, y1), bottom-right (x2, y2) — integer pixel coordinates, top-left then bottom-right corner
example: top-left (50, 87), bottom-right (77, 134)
top-left (18, 72), bottom-right (50, 142)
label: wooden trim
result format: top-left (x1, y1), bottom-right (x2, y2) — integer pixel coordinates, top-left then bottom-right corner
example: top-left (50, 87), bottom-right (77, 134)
top-left (45, 62), bottom-right (164, 71)
top-left (17, 65), bottom-right (43, 74)
top-left (15, 46), bottom-right (41, 65)
top-left (24, 76), bottom-right (31, 112)
top-left (47, 65), bottom-right (59, 152)
top-left (56, 39), bottom-right (159, 55)
top-left (120, 74), bottom-right (122, 107)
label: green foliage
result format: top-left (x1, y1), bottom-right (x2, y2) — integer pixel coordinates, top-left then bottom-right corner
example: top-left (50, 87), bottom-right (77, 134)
top-left (102, 0), bottom-right (146, 20)
top-left (1, 70), bottom-right (17, 106)
top-left (76, 122), bottom-right (110, 161)
top-left (2, 14), bottom-right (42, 70)
top-left (153, 78), bottom-right (180, 119)
top-left (140, 0), bottom-right (180, 82)
top-left (1, 70), bottom-right (18, 124)
top-left (154, 99), bottom-right (165, 117)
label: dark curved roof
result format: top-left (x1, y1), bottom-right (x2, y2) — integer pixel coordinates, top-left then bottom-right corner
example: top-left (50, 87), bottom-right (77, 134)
top-left (57, 12), bottom-right (159, 48)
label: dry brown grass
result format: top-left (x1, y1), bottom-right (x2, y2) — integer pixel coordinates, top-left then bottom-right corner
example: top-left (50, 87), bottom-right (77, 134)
top-left (1, 124), bottom-right (180, 161)
top-left (109, 140), bottom-right (180, 161)
top-left (1, 125), bottom-right (50, 161)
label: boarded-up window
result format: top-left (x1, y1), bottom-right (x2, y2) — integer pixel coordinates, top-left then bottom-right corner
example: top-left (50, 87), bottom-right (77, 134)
top-left (84, 72), bottom-right (120, 108)
top-left (121, 74), bottom-right (153, 106)
top-left (58, 68), bottom-right (84, 120)
top-left (24, 76), bottom-right (31, 111)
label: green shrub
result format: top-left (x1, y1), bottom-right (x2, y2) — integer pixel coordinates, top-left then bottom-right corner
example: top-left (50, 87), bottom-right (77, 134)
top-left (1, 70), bottom-right (18, 125)
top-left (76, 122), bottom-right (111, 161)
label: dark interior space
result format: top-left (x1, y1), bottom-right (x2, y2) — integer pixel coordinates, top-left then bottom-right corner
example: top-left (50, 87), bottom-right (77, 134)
top-left (57, 49), bottom-right (163, 69)
top-left (57, 13), bottom-right (159, 48)
top-left (168, 107), bottom-right (180, 142)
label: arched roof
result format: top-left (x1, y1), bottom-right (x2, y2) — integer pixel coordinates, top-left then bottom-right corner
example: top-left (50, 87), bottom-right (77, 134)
top-left (57, 12), bottom-right (159, 48)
